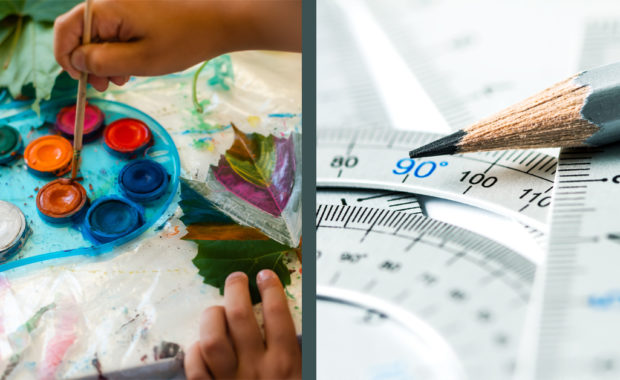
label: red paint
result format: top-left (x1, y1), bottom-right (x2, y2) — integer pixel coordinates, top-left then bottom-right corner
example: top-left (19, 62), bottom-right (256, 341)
top-left (37, 179), bottom-right (87, 218)
top-left (104, 118), bottom-right (152, 154)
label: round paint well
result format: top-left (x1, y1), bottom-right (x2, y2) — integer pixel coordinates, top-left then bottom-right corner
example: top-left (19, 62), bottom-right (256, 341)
top-left (118, 159), bottom-right (169, 202)
top-left (103, 118), bottom-right (152, 157)
top-left (36, 179), bottom-right (89, 224)
top-left (55, 103), bottom-right (105, 142)
top-left (0, 125), bottom-right (22, 164)
top-left (0, 200), bottom-right (28, 259)
top-left (84, 196), bottom-right (144, 243)
top-left (24, 135), bottom-right (73, 176)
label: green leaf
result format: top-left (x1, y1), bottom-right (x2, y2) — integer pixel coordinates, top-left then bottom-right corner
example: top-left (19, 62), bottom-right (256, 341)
top-left (0, 19), bottom-right (58, 110)
top-left (179, 178), bottom-right (234, 225)
top-left (0, 0), bottom-right (81, 110)
top-left (186, 227), bottom-right (293, 304)
top-left (0, 0), bottom-right (81, 22)
top-left (224, 125), bottom-right (276, 187)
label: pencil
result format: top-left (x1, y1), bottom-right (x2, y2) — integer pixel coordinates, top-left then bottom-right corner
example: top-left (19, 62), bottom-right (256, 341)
top-left (409, 62), bottom-right (620, 158)
top-left (70, 0), bottom-right (93, 179)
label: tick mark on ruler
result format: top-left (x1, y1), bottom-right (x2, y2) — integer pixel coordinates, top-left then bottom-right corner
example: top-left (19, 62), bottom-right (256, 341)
top-left (463, 185), bottom-right (472, 194)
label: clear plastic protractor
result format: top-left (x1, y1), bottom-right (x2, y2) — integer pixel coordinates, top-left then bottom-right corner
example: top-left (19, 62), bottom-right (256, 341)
top-left (317, 128), bottom-right (557, 231)
top-left (316, 203), bottom-right (535, 380)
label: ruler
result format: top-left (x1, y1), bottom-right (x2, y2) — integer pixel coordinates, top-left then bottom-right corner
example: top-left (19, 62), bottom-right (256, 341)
top-left (316, 203), bottom-right (535, 379)
top-left (318, 128), bottom-right (556, 230)
top-left (519, 145), bottom-right (620, 379)
top-left (317, 0), bottom-right (390, 128)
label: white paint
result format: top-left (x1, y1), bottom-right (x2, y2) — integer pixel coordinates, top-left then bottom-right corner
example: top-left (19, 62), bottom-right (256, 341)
top-left (0, 201), bottom-right (26, 254)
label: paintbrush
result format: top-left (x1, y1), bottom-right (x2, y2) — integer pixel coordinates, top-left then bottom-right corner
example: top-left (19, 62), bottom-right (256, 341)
top-left (409, 62), bottom-right (620, 158)
top-left (70, 0), bottom-right (93, 180)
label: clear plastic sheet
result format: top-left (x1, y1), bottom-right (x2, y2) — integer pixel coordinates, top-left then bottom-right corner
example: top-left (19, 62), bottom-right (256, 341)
top-left (0, 51), bottom-right (302, 379)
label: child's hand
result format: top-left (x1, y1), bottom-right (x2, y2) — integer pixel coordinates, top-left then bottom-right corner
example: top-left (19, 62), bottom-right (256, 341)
top-left (185, 270), bottom-right (301, 380)
top-left (54, 0), bottom-right (301, 91)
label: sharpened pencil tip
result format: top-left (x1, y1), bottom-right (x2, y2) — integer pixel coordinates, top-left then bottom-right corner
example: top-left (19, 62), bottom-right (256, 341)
top-left (409, 130), bottom-right (466, 158)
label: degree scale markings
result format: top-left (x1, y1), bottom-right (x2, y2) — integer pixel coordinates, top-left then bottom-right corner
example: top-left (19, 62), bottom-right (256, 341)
top-left (318, 128), bottom-right (556, 230)
top-left (316, 204), bottom-right (535, 379)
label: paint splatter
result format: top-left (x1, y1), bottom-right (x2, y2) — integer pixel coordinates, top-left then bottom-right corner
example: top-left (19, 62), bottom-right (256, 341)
top-left (163, 225), bottom-right (180, 238)
top-left (268, 113), bottom-right (301, 118)
top-left (91, 354), bottom-right (108, 380)
top-left (192, 137), bottom-right (214, 151)
top-left (38, 300), bottom-right (79, 380)
top-left (247, 116), bottom-right (261, 127)
top-left (206, 55), bottom-right (234, 91)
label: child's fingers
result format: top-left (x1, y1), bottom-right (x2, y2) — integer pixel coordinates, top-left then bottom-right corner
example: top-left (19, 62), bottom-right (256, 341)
top-left (87, 75), bottom-right (109, 92)
top-left (257, 270), bottom-right (299, 352)
top-left (184, 341), bottom-right (213, 380)
top-left (109, 75), bottom-right (130, 86)
top-left (223, 272), bottom-right (264, 359)
top-left (199, 306), bottom-right (237, 378)
top-left (70, 42), bottom-right (148, 77)
top-left (54, 2), bottom-right (86, 80)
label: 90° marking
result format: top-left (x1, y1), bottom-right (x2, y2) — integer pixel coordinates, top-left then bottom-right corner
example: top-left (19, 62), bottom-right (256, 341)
top-left (393, 158), bottom-right (448, 180)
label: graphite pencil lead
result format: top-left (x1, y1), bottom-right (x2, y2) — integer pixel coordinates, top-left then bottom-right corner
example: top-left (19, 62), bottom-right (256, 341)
top-left (408, 62), bottom-right (620, 157)
top-left (409, 130), bottom-right (466, 158)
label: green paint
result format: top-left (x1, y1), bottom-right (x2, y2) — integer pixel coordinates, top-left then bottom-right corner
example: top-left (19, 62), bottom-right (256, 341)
top-left (191, 55), bottom-right (234, 113)
top-left (285, 288), bottom-right (295, 300)
top-left (192, 138), bottom-right (212, 150)
top-left (206, 55), bottom-right (234, 91)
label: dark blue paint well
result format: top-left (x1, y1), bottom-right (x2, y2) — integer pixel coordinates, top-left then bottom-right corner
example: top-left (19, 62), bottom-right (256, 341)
top-left (84, 196), bottom-right (144, 243)
top-left (118, 159), bottom-right (169, 202)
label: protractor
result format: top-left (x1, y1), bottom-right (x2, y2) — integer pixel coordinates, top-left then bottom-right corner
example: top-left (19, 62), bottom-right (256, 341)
top-left (316, 203), bottom-right (535, 380)
top-left (318, 128), bottom-right (557, 231)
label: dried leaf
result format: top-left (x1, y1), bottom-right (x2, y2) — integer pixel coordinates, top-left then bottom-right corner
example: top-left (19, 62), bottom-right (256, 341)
top-left (184, 223), bottom-right (270, 241)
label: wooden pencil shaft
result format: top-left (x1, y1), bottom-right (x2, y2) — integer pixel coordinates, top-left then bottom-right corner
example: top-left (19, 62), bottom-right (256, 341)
top-left (70, 0), bottom-right (93, 179)
top-left (456, 77), bottom-right (598, 153)
top-left (409, 63), bottom-right (620, 158)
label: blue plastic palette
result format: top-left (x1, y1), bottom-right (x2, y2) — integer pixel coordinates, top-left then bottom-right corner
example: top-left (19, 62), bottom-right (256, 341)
top-left (0, 97), bottom-right (181, 271)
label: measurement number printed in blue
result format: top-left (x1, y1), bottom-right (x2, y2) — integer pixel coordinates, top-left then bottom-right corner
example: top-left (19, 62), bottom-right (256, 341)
top-left (392, 158), bottom-right (448, 178)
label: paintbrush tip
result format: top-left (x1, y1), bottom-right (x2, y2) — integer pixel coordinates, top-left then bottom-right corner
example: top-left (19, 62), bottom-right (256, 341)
top-left (409, 130), bottom-right (466, 158)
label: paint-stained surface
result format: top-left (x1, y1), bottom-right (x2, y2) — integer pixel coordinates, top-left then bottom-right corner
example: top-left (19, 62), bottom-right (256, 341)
top-left (0, 51), bottom-right (301, 379)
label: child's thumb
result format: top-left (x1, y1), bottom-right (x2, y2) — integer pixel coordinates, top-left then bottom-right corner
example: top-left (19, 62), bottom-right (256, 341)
top-left (70, 42), bottom-right (145, 77)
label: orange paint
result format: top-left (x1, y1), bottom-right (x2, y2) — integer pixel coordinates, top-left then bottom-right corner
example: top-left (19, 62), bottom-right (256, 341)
top-left (37, 179), bottom-right (88, 219)
top-left (163, 225), bottom-right (181, 238)
top-left (24, 136), bottom-right (72, 176)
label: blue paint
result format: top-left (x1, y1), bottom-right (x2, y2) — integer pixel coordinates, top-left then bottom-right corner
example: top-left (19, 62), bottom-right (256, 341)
top-left (268, 113), bottom-right (301, 118)
top-left (84, 196), bottom-right (144, 243)
top-left (119, 160), bottom-right (169, 202)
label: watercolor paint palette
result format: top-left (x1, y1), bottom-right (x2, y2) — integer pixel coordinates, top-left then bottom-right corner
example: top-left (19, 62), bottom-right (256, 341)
top-left (0, 98), bottom-right (180, 271)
